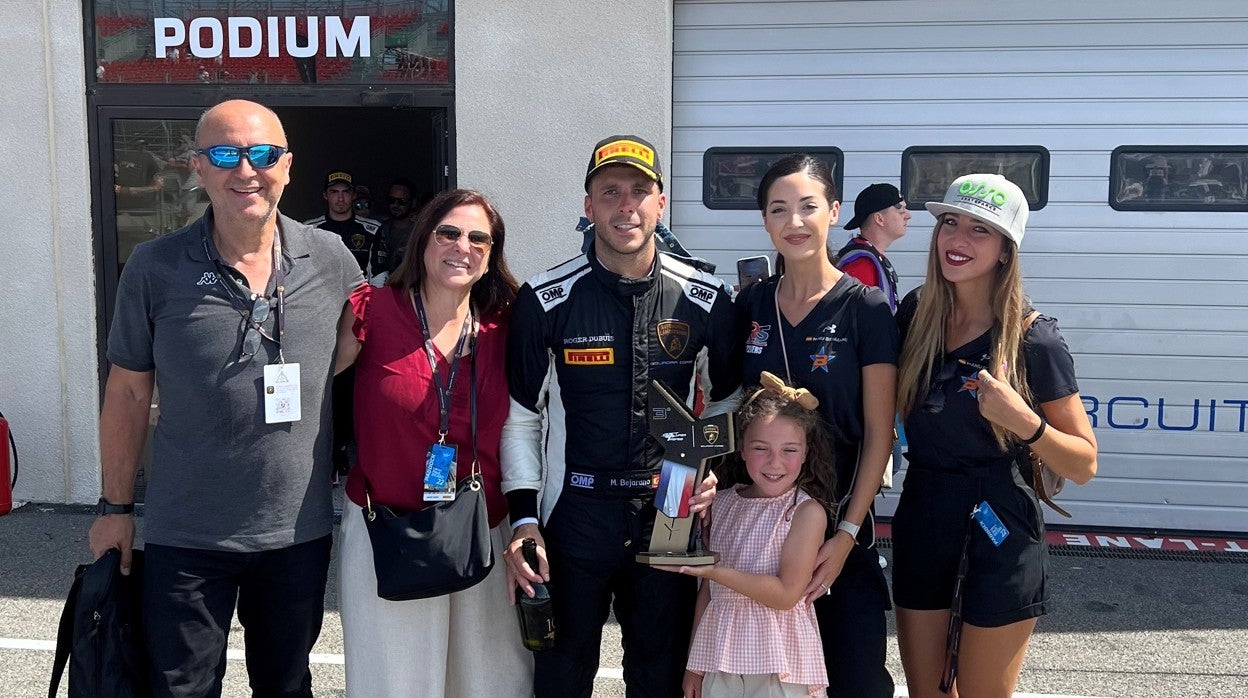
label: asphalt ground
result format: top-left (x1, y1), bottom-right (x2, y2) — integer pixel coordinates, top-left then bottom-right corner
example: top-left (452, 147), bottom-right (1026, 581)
top-left (2, 501), bottom-right (1246, 698)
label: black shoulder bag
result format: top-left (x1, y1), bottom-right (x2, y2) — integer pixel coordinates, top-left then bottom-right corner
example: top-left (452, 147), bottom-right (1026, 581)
top-left (359, 296), bottom-right (494, 600)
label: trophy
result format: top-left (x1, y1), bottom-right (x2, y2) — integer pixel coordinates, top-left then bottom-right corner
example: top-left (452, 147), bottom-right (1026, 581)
top-left (635, 379), bottom-right (736, 567)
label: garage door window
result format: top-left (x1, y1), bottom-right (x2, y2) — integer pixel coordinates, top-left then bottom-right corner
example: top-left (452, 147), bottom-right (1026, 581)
top-left (703, 147), bottom-right (844, 210)
top-left (1110, 147), bottom-right (1248, 211)
top-left (902, 147), bottom-right (1048, 210)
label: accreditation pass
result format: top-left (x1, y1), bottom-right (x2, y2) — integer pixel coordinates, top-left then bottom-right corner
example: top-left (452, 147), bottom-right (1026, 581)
top-left (263, 363), bottom-right (301, 424)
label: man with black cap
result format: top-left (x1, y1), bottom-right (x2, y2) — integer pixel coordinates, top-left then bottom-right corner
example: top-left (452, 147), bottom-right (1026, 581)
top-left (837, 182), bottom-right (911, 311)
top-left (305, 170), bottom-right (385, 475)
top-left (501, 135), bottom-right (741, 697)
top-left (304, 170), bottom-right (386, 279)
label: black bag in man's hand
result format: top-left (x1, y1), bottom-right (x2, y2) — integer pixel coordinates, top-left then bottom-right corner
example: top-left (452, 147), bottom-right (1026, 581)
top-left (48, 548), bottom-right (150, 698)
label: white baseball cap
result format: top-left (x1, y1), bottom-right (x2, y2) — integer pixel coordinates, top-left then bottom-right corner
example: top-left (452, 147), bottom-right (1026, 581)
top-left (925, 173), bottom-right (1029, 247)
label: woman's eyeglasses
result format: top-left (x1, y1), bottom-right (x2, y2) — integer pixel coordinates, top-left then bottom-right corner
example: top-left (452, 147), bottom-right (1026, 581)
top-left (240, 295), bottom-right (277, 359)
top-left (433, 224), bottom-right (493, 251)
top-left (195, 144), bottom-right (288, 169)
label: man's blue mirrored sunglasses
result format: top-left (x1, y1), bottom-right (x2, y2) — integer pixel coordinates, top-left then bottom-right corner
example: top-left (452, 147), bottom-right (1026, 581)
top-left (195, 144), bottom-right (288, 169)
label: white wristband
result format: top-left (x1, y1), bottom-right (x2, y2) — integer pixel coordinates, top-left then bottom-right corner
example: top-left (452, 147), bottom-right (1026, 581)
top-left (836, 519), bottom-right (861, 541)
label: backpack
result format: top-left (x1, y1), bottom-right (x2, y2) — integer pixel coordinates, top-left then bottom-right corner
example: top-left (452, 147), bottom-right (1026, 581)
top-left (834, 239), bottom-right (898, 312)
top-left (49, 549), bottom-right (151, 698)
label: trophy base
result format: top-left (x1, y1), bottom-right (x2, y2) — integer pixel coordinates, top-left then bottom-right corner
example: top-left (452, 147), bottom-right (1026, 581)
top-left (635, 551), bottom-right (719, 567)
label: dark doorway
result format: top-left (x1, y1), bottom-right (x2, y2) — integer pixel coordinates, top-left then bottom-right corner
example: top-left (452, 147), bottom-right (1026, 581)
top-left (275, 106), bottom-right (446, 222)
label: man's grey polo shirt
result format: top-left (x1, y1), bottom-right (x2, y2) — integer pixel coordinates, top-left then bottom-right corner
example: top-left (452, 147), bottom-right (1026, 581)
top-left (107, 209), bottom-right (364, 552)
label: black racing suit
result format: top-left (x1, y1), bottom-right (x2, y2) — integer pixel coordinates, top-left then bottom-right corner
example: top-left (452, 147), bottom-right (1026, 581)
top-left (303, 214), bottom-right (387, 279)
top-left (501, 246), bottom-right (741, 698)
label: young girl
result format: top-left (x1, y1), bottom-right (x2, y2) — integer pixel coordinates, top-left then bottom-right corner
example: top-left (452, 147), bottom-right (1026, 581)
top-left (662, 371), bottom-right (837, 698)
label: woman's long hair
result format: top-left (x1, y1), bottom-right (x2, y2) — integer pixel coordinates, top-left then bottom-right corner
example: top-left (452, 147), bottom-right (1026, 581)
top-left (719, 385), bottom-right (838, 514)
top-left (387, 189), bottom-right (519, 317)
top-left (896, 217), bottom-right (1032, 450)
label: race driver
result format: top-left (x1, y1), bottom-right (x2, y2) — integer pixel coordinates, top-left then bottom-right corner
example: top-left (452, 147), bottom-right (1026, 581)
top-left (500, 135), bottom-right (742, 697)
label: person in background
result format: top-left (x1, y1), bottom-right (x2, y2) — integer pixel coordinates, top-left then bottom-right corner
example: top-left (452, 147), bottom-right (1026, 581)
top-left (354, 184), bottom-right (373, 219)
top-left (837, 182), bottom-right (911, 312)
top-left (305, 170), bottom-right (386, 475)
top-left (379, 177), bottom-right (420, 273)
top-left (892, 174), bottom-right (1097, 697)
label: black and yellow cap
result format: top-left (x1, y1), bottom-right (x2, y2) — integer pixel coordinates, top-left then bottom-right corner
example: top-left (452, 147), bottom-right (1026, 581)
top-left (324, 170), bottom-right (353, 189)
top-left (584, 135), bottom-right (663, 192)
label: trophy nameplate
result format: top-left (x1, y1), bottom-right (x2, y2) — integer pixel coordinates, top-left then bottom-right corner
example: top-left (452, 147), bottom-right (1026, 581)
top-left (636, 380), bottom-right (736, 567)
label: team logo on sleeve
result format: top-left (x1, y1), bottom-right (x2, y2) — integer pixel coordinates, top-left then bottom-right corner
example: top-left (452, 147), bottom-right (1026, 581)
top-left (656, 320), bottom-right (691, 360)
top-left (745, 322), bottom-right (771, 355)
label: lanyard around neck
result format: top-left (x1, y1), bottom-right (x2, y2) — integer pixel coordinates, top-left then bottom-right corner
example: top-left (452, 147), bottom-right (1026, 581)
top-left (413, 290), bottom-right (474, 440)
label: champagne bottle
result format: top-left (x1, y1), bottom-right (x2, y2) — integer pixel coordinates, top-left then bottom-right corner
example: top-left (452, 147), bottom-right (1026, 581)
top-left (515, 538), bottom-right (555, 652)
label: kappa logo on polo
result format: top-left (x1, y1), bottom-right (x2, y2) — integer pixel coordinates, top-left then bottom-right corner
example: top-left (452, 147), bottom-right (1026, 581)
top-left (196, 272), bottom-right (218, 286)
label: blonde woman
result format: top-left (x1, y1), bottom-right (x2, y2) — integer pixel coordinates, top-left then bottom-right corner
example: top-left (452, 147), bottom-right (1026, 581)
top-left (892, 174), bottom-right (1097, 697)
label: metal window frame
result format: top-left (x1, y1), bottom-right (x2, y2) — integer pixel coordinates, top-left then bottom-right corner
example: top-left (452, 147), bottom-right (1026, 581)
top-left (901, 145), bottom-right (1050, 210)
top-left (1109, 145), bottom-right (1248, 212)
top-left (702, 147), bottom-right (845, 210)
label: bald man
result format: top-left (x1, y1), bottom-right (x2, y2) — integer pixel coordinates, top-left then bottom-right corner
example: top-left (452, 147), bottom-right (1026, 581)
top-left (89, 100), bottom-right (363, 697)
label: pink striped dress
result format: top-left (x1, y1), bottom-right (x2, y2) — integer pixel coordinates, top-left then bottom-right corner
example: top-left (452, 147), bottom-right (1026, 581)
top-left (687, 485), bottom-right (829, 696)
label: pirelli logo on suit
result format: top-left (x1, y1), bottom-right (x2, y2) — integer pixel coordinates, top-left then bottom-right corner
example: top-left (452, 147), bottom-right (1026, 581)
top-left (564, 348), bottom-right (615, 365)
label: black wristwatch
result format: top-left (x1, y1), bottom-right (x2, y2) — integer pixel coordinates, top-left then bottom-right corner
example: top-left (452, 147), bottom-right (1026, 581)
top-left (96, 497), bottom-right (134, 516)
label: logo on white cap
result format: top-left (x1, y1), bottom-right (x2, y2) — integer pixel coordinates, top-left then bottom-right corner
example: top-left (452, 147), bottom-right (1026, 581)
top-left (925, 173), bottom-right (1029, 247)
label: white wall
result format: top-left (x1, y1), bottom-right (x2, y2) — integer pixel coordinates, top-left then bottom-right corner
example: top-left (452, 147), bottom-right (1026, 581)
top-left (0, 0), bottom-right (100, 504)
top-left (455, 0), bottom-right (675, 280)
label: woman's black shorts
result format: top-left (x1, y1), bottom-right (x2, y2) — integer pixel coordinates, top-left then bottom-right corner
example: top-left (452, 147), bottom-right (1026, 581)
top-left (891, 464), bottom-right (1048, 627)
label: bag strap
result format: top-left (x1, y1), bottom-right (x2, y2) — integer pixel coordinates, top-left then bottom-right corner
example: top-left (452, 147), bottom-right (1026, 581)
top-left (48, 566), bottom-right (84, 698)
top-left (1, 410), bottom-right (16, 489)
top-left (1022, 309), bottom-right (1040, 335)
top-left (1017, 309), bottom-right (1073, 517)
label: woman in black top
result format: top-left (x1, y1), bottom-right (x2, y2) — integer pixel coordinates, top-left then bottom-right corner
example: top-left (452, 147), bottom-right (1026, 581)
top-left (893, 174), bottom-right (1097, 697)
top-left (736, 154), bottom-right (898, 697)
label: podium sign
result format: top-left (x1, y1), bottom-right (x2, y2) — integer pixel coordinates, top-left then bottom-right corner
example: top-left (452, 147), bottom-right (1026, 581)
top-left (636, 380), bottom-right (735, 566)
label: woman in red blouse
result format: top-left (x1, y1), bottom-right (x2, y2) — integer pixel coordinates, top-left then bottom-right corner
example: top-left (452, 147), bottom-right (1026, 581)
top-left (334, 189), bottom-right (529, 697)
